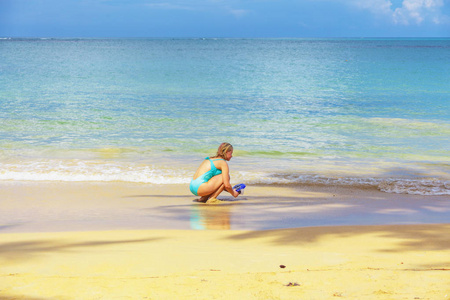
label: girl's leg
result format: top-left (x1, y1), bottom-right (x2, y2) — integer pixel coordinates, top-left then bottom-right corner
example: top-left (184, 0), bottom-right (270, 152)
top-left (197, 175), bottom-right (224, 200)
top-left (199, 184), bottom-right (231, 202)
top-left (209, 183), bottom-right (225, 199)
top-left (198, 185), bottom-right (224, 202)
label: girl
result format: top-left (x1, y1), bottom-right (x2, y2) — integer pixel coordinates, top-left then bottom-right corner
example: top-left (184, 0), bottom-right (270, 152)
top-left (190, 143), bottom-right (240, 202)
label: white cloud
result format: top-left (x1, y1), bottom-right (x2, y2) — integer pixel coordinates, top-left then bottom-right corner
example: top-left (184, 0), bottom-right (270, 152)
top-left (393, 0), bottom-right (445, 24)
top-left (349, 0), bottom-right (448, 25)
top-left (353, 0), bottom-right (393, 15)
top-left (228, 8), bottom-right (249, 18)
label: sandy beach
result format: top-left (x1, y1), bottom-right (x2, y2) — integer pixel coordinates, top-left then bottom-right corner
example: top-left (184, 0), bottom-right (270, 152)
top-left (1, 182), bottom-right (449, 299)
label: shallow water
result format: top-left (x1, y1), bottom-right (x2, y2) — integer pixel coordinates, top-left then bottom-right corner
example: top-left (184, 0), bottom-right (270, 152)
top-left (1, 38), bottom-right (449, 195)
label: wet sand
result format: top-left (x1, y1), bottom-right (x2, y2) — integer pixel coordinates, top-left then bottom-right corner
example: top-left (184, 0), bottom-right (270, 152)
top-left (1, 181), bottom-right (449, 232)
top-left (0, 181), bottom-right (449, 299)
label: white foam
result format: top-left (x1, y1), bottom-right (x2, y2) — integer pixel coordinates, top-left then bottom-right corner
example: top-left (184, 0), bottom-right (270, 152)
top-left (235, 172), bottom-right (450, 196)
top-left (1, 160), bottom-right (448, 195)
top-left (378, 178), bottom-right (450, 196)
top-left (0, 160), bottom-right (190, 184)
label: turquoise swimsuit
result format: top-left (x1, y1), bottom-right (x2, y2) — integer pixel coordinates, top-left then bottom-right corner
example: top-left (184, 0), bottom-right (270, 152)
top-left (190, 157), bottom-right (223, 196)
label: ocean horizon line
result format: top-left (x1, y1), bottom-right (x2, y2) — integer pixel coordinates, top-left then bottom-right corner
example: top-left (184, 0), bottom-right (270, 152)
top-left (1, 36), bottom-right (450, 41)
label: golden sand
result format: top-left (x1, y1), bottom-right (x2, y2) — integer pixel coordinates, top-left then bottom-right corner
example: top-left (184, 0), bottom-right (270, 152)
top-left (0, 182), bottom-right (449, 299)
top-left (1, 225), bottom-right (449, 299)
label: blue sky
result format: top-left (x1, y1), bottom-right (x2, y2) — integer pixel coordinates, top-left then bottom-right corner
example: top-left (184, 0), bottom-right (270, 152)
top-left (1, 0), bottom-right (449, 37)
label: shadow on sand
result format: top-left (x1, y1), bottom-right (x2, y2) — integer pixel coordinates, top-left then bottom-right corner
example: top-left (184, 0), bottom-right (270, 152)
top-left (226, 223), bottom-right (450, 253)
top-left (0, 236), bottom-right (163, 265)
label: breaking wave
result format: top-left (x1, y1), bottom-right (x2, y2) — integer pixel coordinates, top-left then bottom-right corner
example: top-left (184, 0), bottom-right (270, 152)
top-left (1, 160), bottom-right (449, 196)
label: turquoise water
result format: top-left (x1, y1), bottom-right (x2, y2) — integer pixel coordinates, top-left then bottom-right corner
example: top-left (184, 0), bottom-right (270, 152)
top-left (1, 38), bottom-right (449, 195)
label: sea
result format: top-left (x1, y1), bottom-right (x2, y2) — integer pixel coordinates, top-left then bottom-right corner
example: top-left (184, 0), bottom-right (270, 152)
top-left (1, 38), bottom-right (449, 195)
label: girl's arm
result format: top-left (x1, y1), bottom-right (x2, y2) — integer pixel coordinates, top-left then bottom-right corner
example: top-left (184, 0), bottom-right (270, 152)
top-left (220, 161), bottom-right (239, 198)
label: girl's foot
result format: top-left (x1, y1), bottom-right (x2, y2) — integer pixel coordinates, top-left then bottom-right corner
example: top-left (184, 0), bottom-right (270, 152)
top-left (198, 196), bottom-right (209, 202)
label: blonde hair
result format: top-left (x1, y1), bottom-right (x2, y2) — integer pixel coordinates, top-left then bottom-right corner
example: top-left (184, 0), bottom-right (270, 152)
top-left (215, 142), bottom-right (233, 159)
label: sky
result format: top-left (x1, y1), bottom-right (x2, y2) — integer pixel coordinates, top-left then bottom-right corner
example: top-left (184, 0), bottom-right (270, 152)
top-left (0, 0), bottom-right (449, 38)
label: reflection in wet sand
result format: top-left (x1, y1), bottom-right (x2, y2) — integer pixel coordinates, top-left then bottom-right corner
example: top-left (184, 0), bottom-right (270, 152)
top-left (190, 204), bottom-right (232, 230)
